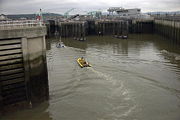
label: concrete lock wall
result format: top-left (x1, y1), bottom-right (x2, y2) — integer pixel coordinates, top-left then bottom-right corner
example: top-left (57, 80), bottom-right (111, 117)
top-left (0, 26), bottom-right (49, 112)
top-left (59, 21), bottom-right (87, 40)
top-left (132, 20), bottom-right (154, 33)
top-left (154, 19), bottom-right (180, 45)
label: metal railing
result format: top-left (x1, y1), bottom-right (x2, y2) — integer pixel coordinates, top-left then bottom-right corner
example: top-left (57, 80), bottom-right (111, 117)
top-left (0, 20), bottom-right (45, 30)
top-left (152, 14), bottom-right (180, 21)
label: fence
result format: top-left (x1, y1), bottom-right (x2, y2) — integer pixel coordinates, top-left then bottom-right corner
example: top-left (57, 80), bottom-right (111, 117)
top-left (0, 20), bottom-right (45, 30)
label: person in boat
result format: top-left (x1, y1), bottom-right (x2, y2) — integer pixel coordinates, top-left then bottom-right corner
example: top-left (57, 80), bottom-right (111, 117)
top-left (81, 57), bottom-right (87, 65)
top-left (98, 31), bottom-right (101, 36)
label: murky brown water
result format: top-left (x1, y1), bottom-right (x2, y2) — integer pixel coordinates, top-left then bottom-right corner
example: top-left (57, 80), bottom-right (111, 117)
top-left (2, 34), bottom-right (180, 120)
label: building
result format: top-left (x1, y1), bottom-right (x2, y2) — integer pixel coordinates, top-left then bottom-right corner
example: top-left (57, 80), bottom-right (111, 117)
top-left (107, 7), bottom-right (141, 18)
top-left (0, 14), bottom-right (8, 21)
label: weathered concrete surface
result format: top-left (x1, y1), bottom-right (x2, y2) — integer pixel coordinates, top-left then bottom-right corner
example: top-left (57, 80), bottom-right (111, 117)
top-left (132, 20), bottom-right (154, 33)
top-left (27, 36), bottom-right (49, 103)
top-left (154, 19), bottom-right (180, 45)
top-left (0, 26), bottom-right (49, 112)
top-left (0, 26), bottom-right (46, 39)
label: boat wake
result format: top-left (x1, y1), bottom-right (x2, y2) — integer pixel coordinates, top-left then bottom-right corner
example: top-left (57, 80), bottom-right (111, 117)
top-left (87, 67), bottom-right (137, 119)
top-left (87, 67), bottom-right (113, 81)
top-left (160, 49), bottom-right (180, 61)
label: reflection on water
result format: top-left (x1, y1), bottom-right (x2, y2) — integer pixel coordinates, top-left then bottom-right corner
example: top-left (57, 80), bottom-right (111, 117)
top-left (2, 34), bottom-right (180, 120)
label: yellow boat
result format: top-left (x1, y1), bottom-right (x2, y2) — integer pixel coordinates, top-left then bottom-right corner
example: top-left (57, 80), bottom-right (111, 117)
top-left (77, 58), bottom-right (91, 68)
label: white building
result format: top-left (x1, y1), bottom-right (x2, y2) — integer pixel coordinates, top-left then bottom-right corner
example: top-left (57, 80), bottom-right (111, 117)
top-left (0, 14), bottom-right (8, 21)
top-left (107, 7), bottom-right (141, 18)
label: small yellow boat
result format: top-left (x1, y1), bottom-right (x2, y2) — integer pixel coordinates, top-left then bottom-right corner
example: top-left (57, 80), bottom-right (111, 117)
top-left (77, 57), bottom-right (91, 68)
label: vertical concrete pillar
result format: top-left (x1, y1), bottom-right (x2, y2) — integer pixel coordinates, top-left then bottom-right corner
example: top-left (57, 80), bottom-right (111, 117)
top-left (78, 23), bottom-right (80, 38)
top-left (0, 74), bottom-right (2, 113)
top-left (27, 36), bottom-right (49, 103)
top-left (21, 37), bottom-right (30, 103)
top-left (72, 24), bottom-right (75, 38)
top-left (75, 23), bottom-right (78, 38)
top-left (112, 22), bottom-right (115, 35)
top-left (83, 23), bottom-right (85, 38)
top-left (61, 23), bottom-right (63, 37)
top-left (116, 22), bottom-right (119, 35)
top-left (177, 22), bottom-right (180, 45)
top-left (126, 21), bottom-right (129, 36)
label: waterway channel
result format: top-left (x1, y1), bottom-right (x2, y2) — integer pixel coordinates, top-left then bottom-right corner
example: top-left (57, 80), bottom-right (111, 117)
top-left (2, 34), bottom-right (180, 120)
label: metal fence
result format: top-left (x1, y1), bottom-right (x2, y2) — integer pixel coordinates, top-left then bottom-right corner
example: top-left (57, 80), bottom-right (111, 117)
top-left (0, 20), bottom-right (45, 29)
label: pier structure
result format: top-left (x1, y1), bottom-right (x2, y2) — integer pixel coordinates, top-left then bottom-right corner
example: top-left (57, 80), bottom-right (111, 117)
top-left (154, 19), bottom-right (180, 45)
top-left (45, 14), bottom-right (179, 45)
top-left (132, 19), bottom-right (154, 33)
top-left (0, 20), bottom-right (49, 112)
top-left (46, 20), bottom-right (56, 37)
top-left (46, 20), bottom-right (129, 38)
top-left (59, 21), bottom-right (87, 40)
top-left (96, 20), bottom-right (129, 36)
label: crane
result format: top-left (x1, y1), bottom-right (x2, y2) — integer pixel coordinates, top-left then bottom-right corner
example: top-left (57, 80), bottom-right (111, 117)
top-left (64, 8), bottom-right (75, 18)
top-left (86, 10), bottom-right (102, 18)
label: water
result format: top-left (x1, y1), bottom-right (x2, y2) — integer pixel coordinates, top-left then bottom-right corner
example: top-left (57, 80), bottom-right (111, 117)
top-left (2, 34), bottom-right (180, 120)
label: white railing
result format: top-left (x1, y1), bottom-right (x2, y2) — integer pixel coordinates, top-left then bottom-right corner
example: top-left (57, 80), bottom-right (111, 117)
top-left (0, 20), bottom-right (45, 30)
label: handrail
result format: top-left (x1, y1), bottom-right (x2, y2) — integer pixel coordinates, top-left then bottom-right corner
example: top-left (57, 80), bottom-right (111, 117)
top-left (0, 20), bottom-right (45, 29)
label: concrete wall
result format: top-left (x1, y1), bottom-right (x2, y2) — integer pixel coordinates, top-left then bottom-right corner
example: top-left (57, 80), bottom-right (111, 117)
top-left (0, 26), bottom-right (49, 112)
top-left (154, 19), bottom-right (180, 45)
top-left (59, 21), bottom-right (87, 40)
top-left (95, 20), bottom-right (129, 36)
top-left (132, 20), bottom-right (154, 33)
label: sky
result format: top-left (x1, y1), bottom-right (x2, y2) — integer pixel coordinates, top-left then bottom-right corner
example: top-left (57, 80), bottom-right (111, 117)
top-left (0, 0), bottom-right (180, 14)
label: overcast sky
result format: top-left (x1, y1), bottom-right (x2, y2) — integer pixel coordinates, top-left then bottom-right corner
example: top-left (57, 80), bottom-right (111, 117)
top-left (0, 0), bottom-right (180, 14)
